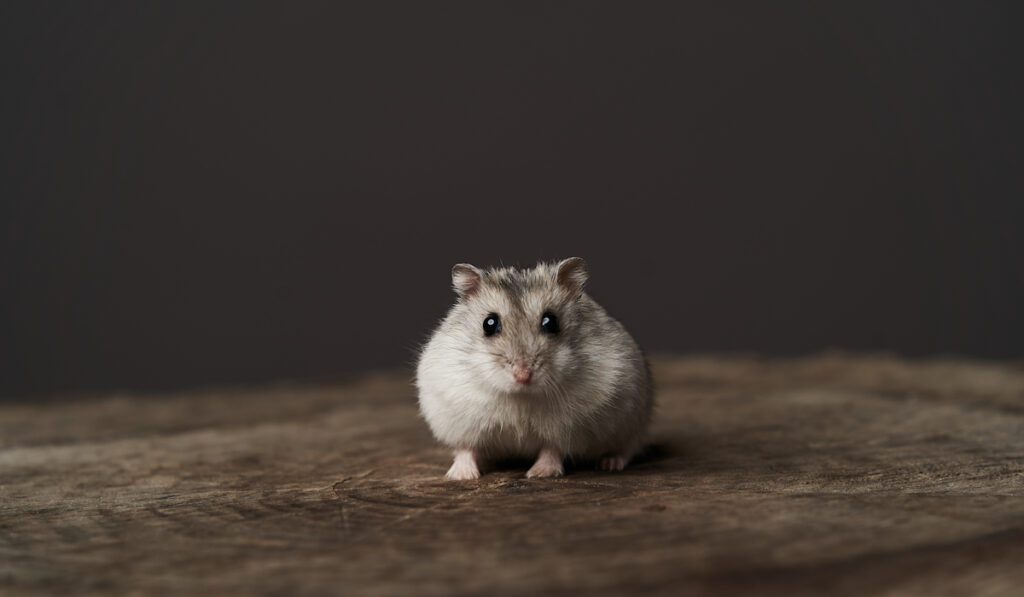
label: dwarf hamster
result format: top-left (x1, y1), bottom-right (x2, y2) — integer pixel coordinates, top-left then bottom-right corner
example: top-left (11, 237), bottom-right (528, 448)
top-left (416, 257), bottom-right (653, 480)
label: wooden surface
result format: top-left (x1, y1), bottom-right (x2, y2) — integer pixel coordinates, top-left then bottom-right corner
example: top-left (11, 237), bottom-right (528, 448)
top-left (2, 354), bottom-right (1023, 596)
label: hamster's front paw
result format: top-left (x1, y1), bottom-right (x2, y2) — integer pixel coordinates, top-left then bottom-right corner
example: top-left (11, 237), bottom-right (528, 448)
top-left (445, 449), bottom-right (480, 481)
top-left (526, 447), bottom-right (564, 478)
top-left (526, 462), bottom-right (563, 478)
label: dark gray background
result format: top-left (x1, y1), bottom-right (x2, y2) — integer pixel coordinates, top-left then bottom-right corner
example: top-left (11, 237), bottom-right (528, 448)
top-left (2, 2), bottom-right (1022, 400)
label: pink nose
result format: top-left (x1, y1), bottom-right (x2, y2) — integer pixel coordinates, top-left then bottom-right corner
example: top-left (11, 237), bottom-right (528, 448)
top-left (512, 361), bottom-right (532, 384)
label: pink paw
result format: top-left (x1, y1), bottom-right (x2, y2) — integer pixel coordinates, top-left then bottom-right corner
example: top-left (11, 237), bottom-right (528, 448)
top-left (599, 455), bottom-right (628, 472)
top-left (526, 461), bottom-right (564, 478)
top-left (445, 450), bottom-right (480, 481)
top-left (526, 447), bottom-right (564, 478)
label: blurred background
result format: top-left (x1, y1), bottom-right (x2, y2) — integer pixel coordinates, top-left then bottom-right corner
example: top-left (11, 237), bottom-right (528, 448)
top-left (1, 2), bottom-right (1021, 400)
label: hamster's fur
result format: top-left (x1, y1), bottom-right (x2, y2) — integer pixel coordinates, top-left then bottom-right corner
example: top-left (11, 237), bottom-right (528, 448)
top-left (416, 257), bottom-right (653, 480)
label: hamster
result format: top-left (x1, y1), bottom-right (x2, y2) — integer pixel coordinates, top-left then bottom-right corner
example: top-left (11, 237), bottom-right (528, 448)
top-left (416, 257), bottom-right (653, 480)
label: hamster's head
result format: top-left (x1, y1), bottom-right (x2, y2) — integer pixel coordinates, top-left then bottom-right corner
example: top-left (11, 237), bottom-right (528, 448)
top-left (445, 257), bottom-right (590, 396)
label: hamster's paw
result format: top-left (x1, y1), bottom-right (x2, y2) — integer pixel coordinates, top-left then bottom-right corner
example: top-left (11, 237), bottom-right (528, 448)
top-left (526, 447), bottom-right (564, 478)
top-left (526, 461), bottom-right (563, 478)
top-left (445, 461), bottom-right (479, 480)
top-left (598, 455), bottom-right (628, 472)
top-left (444, 449), bottom-right (480, 481)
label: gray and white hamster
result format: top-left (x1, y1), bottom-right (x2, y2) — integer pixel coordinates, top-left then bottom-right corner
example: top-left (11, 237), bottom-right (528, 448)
top-left (416, 257), bottom-right (653, 480)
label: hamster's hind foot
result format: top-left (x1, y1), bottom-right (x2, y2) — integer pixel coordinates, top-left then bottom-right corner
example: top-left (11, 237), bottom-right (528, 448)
top-left (445, 448), bottom-right (480, 481)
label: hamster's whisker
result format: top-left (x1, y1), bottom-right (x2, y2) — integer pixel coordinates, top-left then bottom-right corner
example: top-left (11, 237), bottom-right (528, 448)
top-left (544, 375), bottom-right (570, 405)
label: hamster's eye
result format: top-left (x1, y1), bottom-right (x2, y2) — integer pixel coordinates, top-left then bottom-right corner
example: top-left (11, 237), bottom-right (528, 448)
top-left (540, 311), bottom-right (559, 335)
top-left (483, 313), bottom-right (501, 337)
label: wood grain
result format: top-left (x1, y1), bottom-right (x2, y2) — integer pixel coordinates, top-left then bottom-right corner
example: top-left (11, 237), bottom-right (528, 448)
top-left (2, 354), bottom-right (1023, 596)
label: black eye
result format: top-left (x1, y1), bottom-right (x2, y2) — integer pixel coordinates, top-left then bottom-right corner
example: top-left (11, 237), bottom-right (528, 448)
top-left (483, 313), bottom-right (501, 336)
top-left (540, 311), bottom-right (559, 335)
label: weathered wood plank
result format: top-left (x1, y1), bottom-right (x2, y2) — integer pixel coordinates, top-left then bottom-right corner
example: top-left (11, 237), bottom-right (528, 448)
top-left (2, 354), bottom-right (1023, 596)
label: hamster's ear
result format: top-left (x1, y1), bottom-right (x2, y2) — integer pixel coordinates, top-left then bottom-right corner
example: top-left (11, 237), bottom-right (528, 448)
top-left (556, 257), bottom-right (588, 297)
top-left (452, 263), bottom-right (483, 298)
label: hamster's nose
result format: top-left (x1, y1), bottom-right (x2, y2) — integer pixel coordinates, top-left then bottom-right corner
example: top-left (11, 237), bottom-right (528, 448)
top-left (512, 359), bottom-right (532, 385)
